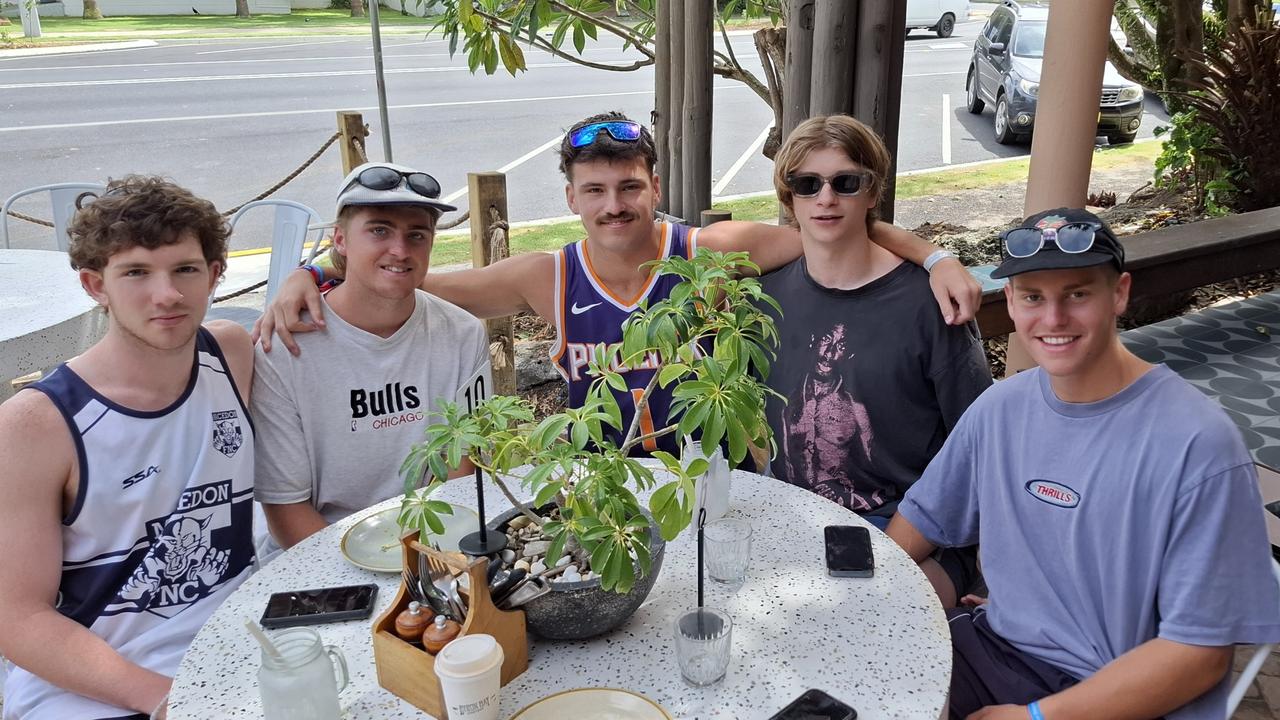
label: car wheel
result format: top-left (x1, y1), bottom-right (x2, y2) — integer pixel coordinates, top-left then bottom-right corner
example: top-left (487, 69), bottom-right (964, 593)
top-left (994, 95), bottom-right (1019, 145)
top-left (936, 13), bottom-right (955, 38)
top-left (1106, 131), bottom-right (1137, 145)
top-left (966, 67), bottom-right (985, 114)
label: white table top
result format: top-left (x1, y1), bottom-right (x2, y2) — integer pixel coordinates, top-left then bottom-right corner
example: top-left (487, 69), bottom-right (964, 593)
top-left (0, 249), bottom-right (103, 384)
top-left (169, 471), bottom-right (951, 719)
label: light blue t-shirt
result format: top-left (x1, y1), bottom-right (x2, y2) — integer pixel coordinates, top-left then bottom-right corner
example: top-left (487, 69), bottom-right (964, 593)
top-left (899, 364), bottom-right (1280, 720)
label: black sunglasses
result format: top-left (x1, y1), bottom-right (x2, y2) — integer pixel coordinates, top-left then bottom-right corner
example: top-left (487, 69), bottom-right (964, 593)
top-left (1001, 222), bottom-right (1103, 258)
top-left (784, 171), bottom-right (874, 198)
top-left (346, 166), bottom-right (442, 200)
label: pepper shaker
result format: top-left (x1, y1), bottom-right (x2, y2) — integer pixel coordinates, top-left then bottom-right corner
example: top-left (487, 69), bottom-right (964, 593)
top-left (422, 614), bottom-right (462, 654)
top-left (394, 601), bottom-right (431, 645)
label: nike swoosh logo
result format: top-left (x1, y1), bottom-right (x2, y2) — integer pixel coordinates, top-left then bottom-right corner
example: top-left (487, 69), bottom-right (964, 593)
top-left (571, 301), bottom-right (603, 315)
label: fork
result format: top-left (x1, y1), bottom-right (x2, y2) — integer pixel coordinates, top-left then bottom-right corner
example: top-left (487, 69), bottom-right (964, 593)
top-left (422, 550), bottom-right (467, 621)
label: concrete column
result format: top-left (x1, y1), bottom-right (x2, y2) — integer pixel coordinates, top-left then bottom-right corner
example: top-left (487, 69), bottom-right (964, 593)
top-left (1007, 0), bottom-right (1113, 377)
top-left (1023, 0), bottom-right (1112, 215)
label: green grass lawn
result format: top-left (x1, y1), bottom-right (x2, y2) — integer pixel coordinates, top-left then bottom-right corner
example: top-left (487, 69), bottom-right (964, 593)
top-left (426, 141), bottom-right (1162, 266)
top-left (6, 9), bottom-right (432, 42)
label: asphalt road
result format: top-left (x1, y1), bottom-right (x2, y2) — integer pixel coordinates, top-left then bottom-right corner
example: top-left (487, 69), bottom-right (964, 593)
top-left (0, 19), bottom-right (1168, 251)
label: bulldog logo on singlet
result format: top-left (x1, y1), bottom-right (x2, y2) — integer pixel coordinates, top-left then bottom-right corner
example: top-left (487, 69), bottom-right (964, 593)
top-left (211, 409), bottom-right (243, 458)
top-left (104, 479), bottom-right (237, 616)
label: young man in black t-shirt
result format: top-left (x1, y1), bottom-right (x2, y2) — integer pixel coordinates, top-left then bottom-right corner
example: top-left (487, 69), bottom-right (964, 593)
top-left (760, 115), bottom-right (993, 607)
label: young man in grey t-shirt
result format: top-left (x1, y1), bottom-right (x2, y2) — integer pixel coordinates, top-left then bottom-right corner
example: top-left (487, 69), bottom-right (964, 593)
top-left (252, 162), bottom-right (488, 550)
top-left (889, 207), bottom-right (1280, 720)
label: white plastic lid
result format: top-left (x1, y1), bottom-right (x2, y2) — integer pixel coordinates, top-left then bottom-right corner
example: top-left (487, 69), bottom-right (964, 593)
top-left (433, 634), bottom-right (503, 679)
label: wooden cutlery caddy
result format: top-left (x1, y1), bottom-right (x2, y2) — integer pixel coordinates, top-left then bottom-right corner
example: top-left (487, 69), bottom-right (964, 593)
top-left (371, 532), bottom-right (528, 716)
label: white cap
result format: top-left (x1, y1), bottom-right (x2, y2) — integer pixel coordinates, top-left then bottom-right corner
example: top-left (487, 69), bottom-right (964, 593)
top-left (433, 633), bottom-right (504, 679)
top-left (335, 161), bottom-right (456, 215)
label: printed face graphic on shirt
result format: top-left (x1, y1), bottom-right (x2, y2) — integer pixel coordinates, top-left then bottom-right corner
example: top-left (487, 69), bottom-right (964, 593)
top-left (814, 324), bottom-right (850, 379)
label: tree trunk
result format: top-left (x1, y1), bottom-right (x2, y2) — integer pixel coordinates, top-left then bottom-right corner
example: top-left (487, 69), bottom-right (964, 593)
top-left (235, 0), bottom-right (250, 18)
top-left (351, 0), bottom-right (365, 18)
top-left (83, 0), bottom-right (103, 20)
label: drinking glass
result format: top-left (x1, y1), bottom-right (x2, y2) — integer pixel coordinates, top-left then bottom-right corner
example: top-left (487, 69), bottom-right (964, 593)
top-left (257, 627), bottom-right (348, 720)
top-left (673, 607), bottom-right (733, 686)
top-left (704, 518), bottom-right (752, 590)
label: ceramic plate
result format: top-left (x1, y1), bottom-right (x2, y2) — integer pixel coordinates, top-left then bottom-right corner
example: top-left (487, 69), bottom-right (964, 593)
top-left (509, 688), bottom-right (671, 720)
top-left (340, 504), bottom-right (479, 573)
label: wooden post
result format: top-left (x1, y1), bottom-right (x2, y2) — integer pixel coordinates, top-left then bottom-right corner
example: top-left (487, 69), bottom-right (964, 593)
top-left (810, 0), bottom-right (857, 116)
top-left (467, 172), bottom-right (516, 396)
top-left (700, 209), bottom-right (732, 227)
top-left (782, 0), bottom-right (816, 142)
top-left (655, 0), bottom-right (672, 214)
top-left (853, 0), bottom-right (908, 222)
top-left (337, 111), bottom-right (369, 176)
top-left (667, 2), bottom-right (685, 221)
top-left (682, 0), bottom-right (714, 222)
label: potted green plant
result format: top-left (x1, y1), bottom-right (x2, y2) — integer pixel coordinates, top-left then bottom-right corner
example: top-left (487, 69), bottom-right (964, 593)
top-left (398, 249), bottom-right (782, 638)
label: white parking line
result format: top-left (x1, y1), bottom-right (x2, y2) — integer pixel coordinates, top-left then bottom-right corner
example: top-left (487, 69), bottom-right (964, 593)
top-left (903, 70), bottom-right (966, 78)
top-left (0, 52), bottom-right (463, 73)
top-left (196, 38), bottom-right (355, 55)
top-left (0, 61), bottom-right (631, 90)
top-left (941, 93), bottom-right (952, 165)
top-left (440, 134), bottom-right (563, 205)
top-left (713, 123), bottom-right (771, 197)
top-left (0, 88), bottom-right (673, 134)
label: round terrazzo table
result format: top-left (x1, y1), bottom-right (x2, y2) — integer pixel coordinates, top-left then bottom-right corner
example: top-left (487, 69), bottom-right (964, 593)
top-left (169, 471), bottom-right (951, 719)
top-left (0, 249), bottom-right (104, 397)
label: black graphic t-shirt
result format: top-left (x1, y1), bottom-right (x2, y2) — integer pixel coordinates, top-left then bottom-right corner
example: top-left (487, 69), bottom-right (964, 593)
top-left (759, 258), bottom-right (993, 516)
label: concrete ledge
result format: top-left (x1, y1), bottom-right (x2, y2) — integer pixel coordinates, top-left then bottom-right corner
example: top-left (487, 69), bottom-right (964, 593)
top-left (0, 39), bottom-right (156, 57)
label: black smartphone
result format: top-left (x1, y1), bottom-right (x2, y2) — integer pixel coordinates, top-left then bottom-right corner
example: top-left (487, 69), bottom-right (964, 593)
top-left (260, 584), bottom-right (379, 629)
top-left (769, 689), bottom-right (858, 720)
top-left (824, 525), bottom-right (874, 578)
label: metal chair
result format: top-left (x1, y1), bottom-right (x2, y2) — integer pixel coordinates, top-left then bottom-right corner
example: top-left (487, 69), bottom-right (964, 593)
top-left (206, 199), bottom-right (327, 329)
top-left (1, 182), bottom-right (106, 250)
top-left (1225, 557), bottom-right (1280, 717)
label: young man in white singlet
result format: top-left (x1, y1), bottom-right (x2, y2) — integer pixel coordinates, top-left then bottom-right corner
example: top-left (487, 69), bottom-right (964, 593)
top-left (0, 176), bottom-right (256, 720)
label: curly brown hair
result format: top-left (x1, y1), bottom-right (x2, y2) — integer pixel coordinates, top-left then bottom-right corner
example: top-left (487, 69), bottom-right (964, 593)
top-left (557, 111), bottom-right (658, 182)
top-left (67, 175), bottom-right (229, 276)
top-left (773, 114), bottom-right (891, 234)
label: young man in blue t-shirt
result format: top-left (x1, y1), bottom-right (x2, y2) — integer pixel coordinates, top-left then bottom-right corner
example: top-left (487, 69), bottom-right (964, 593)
top-left (888, 207), bottom-right (1280, 719)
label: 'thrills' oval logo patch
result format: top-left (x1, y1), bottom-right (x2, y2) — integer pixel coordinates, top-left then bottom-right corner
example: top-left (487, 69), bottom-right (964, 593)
top-left (1025, 480), bottom-right (1081, 508)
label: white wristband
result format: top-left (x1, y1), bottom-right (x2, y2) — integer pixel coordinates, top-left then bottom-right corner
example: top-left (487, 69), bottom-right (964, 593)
top-left (923, 249), bottom-right (957, 273)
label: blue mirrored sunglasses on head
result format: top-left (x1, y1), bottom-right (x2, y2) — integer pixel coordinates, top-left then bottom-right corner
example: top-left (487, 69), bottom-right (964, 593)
top-left (1001, 222), bottom-right (1102, 258)
top-left (568, 121), bottom-right (643, 148)
top-left (346, 166), bottom-right (442, 199)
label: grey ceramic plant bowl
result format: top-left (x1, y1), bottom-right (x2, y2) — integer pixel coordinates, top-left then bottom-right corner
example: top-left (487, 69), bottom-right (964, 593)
top-left (489, 505), bottom-right (666, 640)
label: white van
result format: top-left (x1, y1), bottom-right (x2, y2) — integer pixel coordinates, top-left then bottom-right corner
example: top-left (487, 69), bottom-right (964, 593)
top-left (906, 0), bottom-right (968, 37)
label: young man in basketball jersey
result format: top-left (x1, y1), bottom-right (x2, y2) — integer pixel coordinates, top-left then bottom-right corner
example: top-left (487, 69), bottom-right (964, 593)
top-left (257, 112), bottom-right (979, 454)
top-left (0, 176), bottom-right (256, 720)
top-left (251, 162), bottom-right (489, 550)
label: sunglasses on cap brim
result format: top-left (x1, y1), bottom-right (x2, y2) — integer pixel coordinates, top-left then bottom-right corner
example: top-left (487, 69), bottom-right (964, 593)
top-left (1001, 222), bottom-right (1104, 258)
top-left (783, 171), bottom-right (874, 198)
top-left (345, 166), bottom-right (443, 200)
top-left (568, 121), bottom-right (644, 148)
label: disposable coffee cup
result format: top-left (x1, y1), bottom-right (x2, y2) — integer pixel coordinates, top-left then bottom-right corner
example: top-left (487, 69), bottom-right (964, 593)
top-left (433, 633), bottom-right (504, 720)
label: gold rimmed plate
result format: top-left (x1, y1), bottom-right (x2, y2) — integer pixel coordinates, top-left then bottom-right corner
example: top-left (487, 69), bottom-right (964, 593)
top-left (509, 688), bottom-right (672, 720)
top-left (340, 504), bottom-right (479, 573)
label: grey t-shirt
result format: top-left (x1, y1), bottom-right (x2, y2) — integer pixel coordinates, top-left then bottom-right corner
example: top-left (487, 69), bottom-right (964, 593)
top-left (759, 258), bottom-right (992, 515)
top-left (899, 365), bottom-right (1280, 719)
top-left (252, 289), bottom-right (489, 524)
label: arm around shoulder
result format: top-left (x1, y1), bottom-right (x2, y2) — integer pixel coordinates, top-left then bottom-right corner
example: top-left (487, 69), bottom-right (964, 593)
top-left (423, 252), bottom-right (555, 320)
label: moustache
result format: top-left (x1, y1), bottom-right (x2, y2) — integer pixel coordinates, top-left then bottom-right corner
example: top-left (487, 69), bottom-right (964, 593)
top-left (599, 213), bottom-right (635, 224)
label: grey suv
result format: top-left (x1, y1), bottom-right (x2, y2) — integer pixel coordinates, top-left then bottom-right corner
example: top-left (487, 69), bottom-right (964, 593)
top-left (966, 1), bottom-right (1145, 145)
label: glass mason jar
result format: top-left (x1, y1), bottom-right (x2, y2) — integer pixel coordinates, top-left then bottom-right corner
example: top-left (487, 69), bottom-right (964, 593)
top-left (257, 627), bottom-right (349, 720)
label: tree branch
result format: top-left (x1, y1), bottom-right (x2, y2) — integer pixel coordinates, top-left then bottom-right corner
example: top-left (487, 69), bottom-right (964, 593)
top-left (621, 370), bottom-right (664, 451)
top-left (547, 0), bottom-right (655, 57)
top-left (474, 6), bottom-right (654, 70)
top-left (716, 13), bottom-right (744, 71)
top-left (473, 458), bottom-right (544, 525)
top-left (622, 424), bottom-right (679, 454)
top-left (712, 59), bottom-right (771, 105)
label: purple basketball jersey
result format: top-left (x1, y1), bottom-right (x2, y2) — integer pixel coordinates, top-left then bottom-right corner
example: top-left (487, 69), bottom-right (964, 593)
top-left (551, 222), bottom-right (699, 455)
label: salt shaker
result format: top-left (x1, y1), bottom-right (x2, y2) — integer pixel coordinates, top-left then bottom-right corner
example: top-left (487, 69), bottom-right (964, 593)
top-left (394, 601), bottom-right (431, 644)
top-left (422, 614), bottom-right (462, 654)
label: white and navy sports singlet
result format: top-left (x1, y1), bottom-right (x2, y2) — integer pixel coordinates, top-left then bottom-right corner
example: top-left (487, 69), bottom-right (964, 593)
top-left (4, 328), bottom-right (255, 720)
top-left (551, 222), bottom-right (698, 456)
